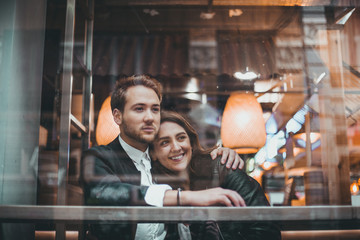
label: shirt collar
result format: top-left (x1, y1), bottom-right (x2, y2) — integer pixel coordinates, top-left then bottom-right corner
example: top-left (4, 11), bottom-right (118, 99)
top-left (118, 135), bottom-right (151, 164)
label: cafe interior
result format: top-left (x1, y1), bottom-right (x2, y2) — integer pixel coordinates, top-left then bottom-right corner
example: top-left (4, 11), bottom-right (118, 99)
top-left (1, 0), bottom-right (360, 239)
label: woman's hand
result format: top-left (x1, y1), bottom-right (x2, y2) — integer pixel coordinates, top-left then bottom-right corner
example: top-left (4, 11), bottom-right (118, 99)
top-left (181, 187), bottom-right (246, 207)
top-left (210, 147), bottom-right (244, 170)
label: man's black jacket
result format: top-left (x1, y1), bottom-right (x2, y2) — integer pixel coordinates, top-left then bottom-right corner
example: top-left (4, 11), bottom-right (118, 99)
top-left (81, 137), bottom-right (149, 240)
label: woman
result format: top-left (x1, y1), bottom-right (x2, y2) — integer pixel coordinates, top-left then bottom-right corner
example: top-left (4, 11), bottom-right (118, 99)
top-left (151, 111), bottom-right (281, 240)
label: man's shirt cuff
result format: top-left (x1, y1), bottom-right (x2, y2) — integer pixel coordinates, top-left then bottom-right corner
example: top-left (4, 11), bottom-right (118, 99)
top-left (145, 184), bottom-right (172, 207)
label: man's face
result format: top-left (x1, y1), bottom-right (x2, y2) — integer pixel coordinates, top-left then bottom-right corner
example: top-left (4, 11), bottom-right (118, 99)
top-left (114, 85), bottom-right (161, 151)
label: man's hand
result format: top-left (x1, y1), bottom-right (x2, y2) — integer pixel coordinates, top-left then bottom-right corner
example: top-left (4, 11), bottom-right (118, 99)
top-left (210, 147), bottom-right (244, 170)
top-left (182, 187), bottom-right (246, 207)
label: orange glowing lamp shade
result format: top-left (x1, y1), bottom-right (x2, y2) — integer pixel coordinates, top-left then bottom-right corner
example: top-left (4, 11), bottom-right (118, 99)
top-left (221, 93), bottom-right (266, 154)
top-left (351, 181), bottom-right (359, 195)
top-left (95, 96), bottom-right (120, 146)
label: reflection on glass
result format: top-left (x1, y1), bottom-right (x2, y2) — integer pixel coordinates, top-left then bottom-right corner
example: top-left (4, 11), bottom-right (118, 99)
top-left (0, 1), bottom-right (360, 239)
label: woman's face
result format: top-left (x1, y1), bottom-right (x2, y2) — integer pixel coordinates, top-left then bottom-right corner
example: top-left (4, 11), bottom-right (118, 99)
top-left (153, 121), bottom-right (192, 173)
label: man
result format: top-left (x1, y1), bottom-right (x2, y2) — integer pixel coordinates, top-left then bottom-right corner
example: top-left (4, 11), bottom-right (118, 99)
top-left (81, 75), bottom-right (244, 240)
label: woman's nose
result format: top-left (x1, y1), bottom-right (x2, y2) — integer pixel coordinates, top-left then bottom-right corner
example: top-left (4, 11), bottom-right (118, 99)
top-left (171, 142), bottom-right (181, 152)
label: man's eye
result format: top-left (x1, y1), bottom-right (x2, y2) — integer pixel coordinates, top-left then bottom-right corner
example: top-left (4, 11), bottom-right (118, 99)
top-left (160, 141), bottom-right (168, 146)
top-left (152, 107), bottom-right (160, 113)
top-left (135, 107), bottom-right (144, 112)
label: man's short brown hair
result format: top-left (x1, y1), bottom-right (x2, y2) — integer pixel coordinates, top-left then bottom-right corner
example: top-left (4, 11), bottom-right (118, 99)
top-left (111, 75), bottom-right (163, 112)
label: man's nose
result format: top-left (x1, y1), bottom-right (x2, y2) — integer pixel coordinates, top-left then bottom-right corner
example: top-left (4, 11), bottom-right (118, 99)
top-left (144, 109), bottom-right (155, 122)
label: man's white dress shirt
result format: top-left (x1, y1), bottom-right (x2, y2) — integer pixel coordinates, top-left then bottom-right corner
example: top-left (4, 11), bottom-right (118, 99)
top-left (119, 136), bottom-right (171, 240)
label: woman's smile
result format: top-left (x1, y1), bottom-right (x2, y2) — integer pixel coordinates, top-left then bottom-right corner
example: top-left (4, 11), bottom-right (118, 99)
top-left (169, 153), bottom-right (185, 161)
top-left (153, 121), bottom-right (192, 173)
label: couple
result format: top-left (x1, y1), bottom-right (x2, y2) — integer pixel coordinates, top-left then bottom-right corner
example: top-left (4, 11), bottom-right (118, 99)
top-left (81, 75), bottom-right (281, 239)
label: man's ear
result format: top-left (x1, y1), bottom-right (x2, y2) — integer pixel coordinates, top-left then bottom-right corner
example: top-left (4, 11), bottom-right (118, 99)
top-left (113, 108), bottom-right (122, 126)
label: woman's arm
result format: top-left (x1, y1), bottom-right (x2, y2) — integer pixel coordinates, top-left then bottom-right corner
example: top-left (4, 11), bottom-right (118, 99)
top-left (163, 187), bottom-right (246, 207)
top-left (217, 163), bottom-right (282, 240)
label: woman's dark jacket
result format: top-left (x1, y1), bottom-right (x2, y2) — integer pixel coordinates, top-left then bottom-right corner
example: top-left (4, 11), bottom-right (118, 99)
top-left (153, 154), bottom-right (282, 240)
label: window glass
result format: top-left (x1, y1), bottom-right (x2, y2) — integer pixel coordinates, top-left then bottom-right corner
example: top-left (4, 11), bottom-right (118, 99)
top-left (0, 0), bottom-right (360, 239)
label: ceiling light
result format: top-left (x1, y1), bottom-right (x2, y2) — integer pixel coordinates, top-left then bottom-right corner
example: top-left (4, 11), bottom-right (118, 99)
top-left (143, 9), bottom-right (159, 16)
top-left (96, 96), bottom-right (120, 145)
top-left (234, 70), bottom-right (259, 81)
top-left (201, 0), bottom-right (215, 20)
top-left (185, 77), bottom-right (199, 93)
top-left (229, 9), bottom-right (243, 17)
top-left (221, 93), bottom-right (266, 154)
top-left (200, 11), bottom-right (215, 20)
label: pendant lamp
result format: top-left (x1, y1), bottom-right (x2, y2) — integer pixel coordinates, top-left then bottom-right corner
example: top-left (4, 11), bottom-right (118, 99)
top-left (95, 96), bottom-right (120, 145)
top-left (221, 92), bottom-right (266, 154)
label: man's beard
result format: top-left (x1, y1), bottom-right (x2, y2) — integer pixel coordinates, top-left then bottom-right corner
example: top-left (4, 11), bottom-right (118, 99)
top-left (121, 121), bottom-right (156, 144)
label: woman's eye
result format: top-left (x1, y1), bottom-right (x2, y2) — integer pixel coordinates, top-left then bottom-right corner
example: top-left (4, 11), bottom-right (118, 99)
top-left (178, 135), bottom-right (187, 141)
top-left (160, 141), bottom-right (168, 146)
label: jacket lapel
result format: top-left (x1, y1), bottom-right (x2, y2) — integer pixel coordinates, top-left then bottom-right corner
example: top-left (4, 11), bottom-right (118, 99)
top-left (107, 136), bottom-right (141, 183)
